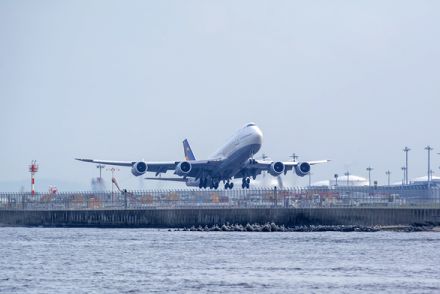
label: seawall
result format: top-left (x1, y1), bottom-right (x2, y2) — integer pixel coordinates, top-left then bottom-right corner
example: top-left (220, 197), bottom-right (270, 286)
top-left (1, 208), bottom-right (440, 228)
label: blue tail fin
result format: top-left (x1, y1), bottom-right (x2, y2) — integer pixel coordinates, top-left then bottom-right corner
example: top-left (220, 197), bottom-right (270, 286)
top-left (183, 139), bottom-right (196, 161)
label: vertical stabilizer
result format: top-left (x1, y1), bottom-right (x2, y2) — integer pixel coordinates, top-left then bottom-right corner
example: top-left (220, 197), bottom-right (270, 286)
top-left (183, 139), bottom-right (196, 161)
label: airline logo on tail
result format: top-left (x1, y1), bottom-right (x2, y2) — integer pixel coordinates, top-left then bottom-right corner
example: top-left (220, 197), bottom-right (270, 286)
top-left (183, 139), bottom-right (196, 161)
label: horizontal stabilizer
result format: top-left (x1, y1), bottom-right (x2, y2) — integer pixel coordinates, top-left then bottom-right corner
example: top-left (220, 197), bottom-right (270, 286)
top-left (145, 177), bottom-right (187, 182)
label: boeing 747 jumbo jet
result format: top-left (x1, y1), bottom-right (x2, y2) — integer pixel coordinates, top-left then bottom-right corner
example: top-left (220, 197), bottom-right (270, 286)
top-left (76, 123), bottom-right (329, 189)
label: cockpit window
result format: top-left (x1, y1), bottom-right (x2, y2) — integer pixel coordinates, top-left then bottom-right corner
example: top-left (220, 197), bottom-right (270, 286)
top-left (245, 123), bottom-right (256, 127)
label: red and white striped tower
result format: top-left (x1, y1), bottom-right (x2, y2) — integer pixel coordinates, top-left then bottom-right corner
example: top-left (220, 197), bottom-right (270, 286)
top-left (29, 160), bottom-right (39, 196)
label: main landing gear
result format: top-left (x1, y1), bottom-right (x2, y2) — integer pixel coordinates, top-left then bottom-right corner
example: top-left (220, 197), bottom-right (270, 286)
top-left (211, 181), bottom-right (219, 189)
top-left (198, 178), bottom-right (209, 189)
top-left (241, 177), bottom-right (250, 189)
top-left (224, 181), bottom-right (234, 190)
top-left (198, 178), bottom-right (219, 189)
top-left (198, 178), bottom-right (250, 190)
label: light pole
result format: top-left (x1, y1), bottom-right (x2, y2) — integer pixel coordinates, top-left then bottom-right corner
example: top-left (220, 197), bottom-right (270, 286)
top-left (425, 146), bottom-right (433, 187)
top-left (289, 153), bottom-right (299, 162)
top-left (401, 167), bottom-right (406, 185)
top-left (308, 172), bottom-right (312, 187)
top-left (334, 174), bottom-right (339, 187)
top-left (344, 171), bottom-right (350, 186)
top-left (106, 167), bottom-right (120, 204)
top-left (97, 164), bottom-right (105, 181)
top-left (385, 170), bottom-right (391, 186)
top-left (403, 147), bottom-right (410, 185)
top-left (366, 166), bottom-right (373, 186)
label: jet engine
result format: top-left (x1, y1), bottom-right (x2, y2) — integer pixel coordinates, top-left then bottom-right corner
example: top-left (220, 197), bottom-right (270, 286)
top-left (269, 161), bottom-right (285, 176)
top-left (175, 161), bottom-right (192, 176)
top-left (131, 161), bottom-right (148, 176)
top-left (294, 162), bottom-right (311, 177)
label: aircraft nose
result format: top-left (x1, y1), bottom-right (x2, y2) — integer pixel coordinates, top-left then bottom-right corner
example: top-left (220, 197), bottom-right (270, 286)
top-left (252, 126), bottom-right (263, 145)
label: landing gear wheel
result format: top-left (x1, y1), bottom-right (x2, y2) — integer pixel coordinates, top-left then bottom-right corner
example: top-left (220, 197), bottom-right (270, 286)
top-left (229, 182), bottom-right (234, 189)
top-left (202, 179), bottom-right (208, 189)
top-left (241, 177), bottom-right (250, 189)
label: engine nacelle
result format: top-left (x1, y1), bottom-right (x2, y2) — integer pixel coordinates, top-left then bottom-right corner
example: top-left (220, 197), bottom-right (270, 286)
top-left (175, 161), bottom-right (192, 176)
top-left (131, 161), bottom-right (148, 176)
top-left (269, 161), bottom-right (285, 176)
top-left (294, 162), bottom-right (311, 177)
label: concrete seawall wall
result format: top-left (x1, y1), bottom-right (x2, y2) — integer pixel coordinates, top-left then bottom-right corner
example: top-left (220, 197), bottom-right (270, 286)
top-left (1, 208), bottom-right (440, 227)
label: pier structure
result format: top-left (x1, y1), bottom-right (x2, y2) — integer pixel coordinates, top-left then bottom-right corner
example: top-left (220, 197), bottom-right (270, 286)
top-left (1, 185), bottom-right (440, 227)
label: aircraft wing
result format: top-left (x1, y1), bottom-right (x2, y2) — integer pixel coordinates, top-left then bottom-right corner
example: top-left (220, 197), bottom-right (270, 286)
top-left (75, 158), bottom-right (222, 177)
top-left (244, 159), bottom-right (330, 169)
top-left (75, 158), bottom-right (136, 167)
top-left (233, 159), bottom-right (330, 178)
top-left (75, 158), bottom-right (176, 170)
top-left (304, 160), bottom-right (330, 165)
top-left (282, 159), bottom-right (330, 171)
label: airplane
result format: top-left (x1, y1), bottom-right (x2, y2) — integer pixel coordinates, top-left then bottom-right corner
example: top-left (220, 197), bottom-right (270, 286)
top-left (76, 123), bottom-right (329, 189)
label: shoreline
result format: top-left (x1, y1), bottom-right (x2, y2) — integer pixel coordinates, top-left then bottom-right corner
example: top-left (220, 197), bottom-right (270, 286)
top-left (176, 223), bottom-right (440, 232)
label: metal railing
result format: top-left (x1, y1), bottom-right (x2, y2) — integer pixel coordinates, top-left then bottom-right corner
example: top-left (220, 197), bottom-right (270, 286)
top-left (1, 184), bottom-right (440, 210)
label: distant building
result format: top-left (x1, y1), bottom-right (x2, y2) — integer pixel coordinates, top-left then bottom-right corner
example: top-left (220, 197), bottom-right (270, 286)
top-left (390, 176), bottom-right (440, 186)
top-left (411, 176), bottom-right (440, 185)
top-left (312, 175), bottom-right (369, 187)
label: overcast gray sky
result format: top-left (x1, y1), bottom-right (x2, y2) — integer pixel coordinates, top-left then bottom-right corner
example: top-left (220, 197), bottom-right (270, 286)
top-left (1, 0), bottom-right (439, 191)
